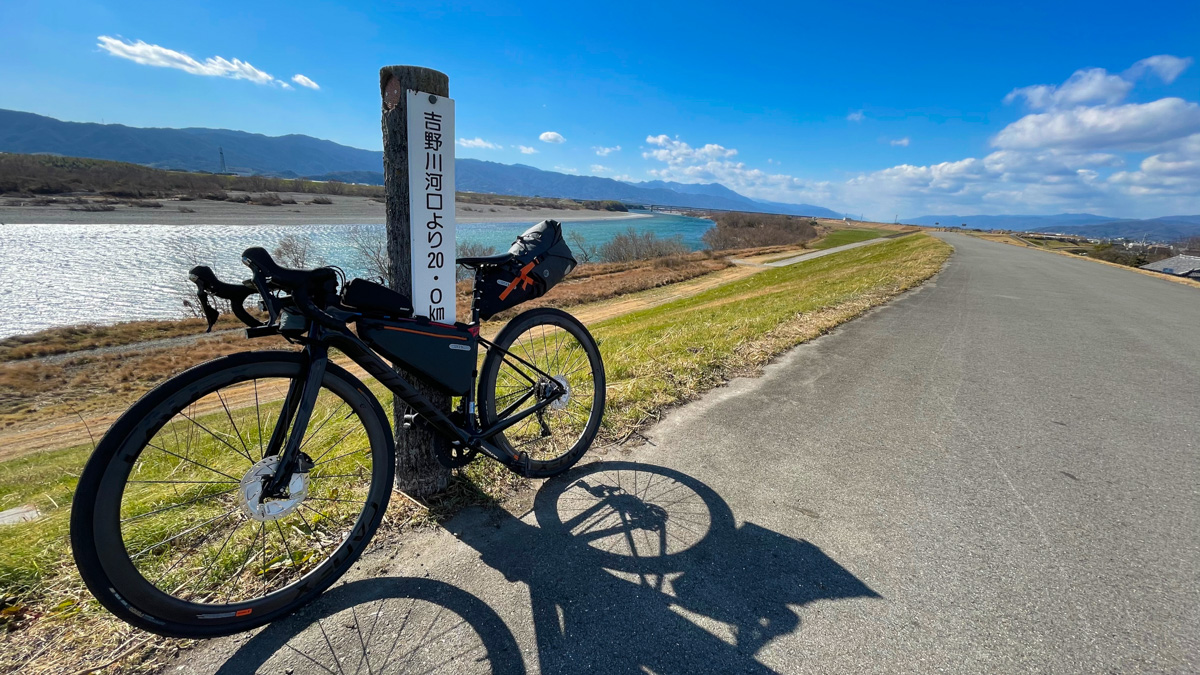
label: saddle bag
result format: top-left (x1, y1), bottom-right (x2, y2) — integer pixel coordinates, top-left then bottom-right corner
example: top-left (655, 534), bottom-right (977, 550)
top-left (477, 219), bottom-right (577, 320)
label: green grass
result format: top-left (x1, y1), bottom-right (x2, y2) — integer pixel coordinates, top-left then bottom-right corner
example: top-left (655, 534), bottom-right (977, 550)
top-left (590, 234), bottom-right (949, 439)
top-left (1, 234), bottom-right (951, 671)
top-left (810, 228), bottom-right (892, 250)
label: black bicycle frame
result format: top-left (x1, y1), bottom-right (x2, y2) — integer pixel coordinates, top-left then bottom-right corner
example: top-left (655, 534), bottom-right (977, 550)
top-left (196, 253), bottom-right (569, 495)
top-left (262, 317), bottom-right (565, 494)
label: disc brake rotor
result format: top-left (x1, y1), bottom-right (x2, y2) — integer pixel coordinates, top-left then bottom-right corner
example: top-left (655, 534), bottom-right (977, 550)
top-left (549, 375), bottom-right (570, 410)
top-left (239, 456), bottom-right (309, 522)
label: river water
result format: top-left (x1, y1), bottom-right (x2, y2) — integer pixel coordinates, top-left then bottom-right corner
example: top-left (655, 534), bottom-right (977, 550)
top-left (0, 211), bottom-right (712, 339)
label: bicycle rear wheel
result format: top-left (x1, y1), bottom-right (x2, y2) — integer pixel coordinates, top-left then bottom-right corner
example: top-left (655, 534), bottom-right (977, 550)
top-left (478, 307), bottom-right (606, 477)
top-left (70, 351), bottom-right (393, 638)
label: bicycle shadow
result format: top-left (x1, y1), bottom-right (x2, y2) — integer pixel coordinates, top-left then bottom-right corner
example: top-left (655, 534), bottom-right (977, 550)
top-left (212, 576), bottom-right (524, 675)
top-left (214, 461), bottom-right (877, 674)
top-left (447, 460), bottom-right (881, 673)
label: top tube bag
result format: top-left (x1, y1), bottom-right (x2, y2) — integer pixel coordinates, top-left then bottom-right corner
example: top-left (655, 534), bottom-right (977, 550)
top-left (477, 219), bottom-right (577, 320)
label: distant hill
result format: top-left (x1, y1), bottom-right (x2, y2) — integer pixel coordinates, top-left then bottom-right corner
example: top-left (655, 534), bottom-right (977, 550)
top-left (0, 109), bottom-right (382, 176)
top-left (905, 213), bottom-right (1200, 242)
top-left (0, 108), bottom-right (842, 217)
top-left (1049, 217), bottom-right (1200, 241)
top-left (903, 213), bottom-right (1120, 230)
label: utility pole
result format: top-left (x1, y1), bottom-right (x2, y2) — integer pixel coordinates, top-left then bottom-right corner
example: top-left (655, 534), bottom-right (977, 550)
top-left (380, 65), bottom-right (452, 497)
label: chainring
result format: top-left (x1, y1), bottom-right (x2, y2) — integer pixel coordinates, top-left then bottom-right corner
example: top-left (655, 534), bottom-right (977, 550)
top-left (434, 411), bottom-right (480, 468)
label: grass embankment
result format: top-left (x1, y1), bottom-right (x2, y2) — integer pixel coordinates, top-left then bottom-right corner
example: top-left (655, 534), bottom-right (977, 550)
top-left (1, 234), bottom-right (950, 673)
top-left (810, 227), bottom-right (892, 250)
top-left (0, 254), bottom-right (731, 442)
top-left (591, 234), bottom-right (949, 438)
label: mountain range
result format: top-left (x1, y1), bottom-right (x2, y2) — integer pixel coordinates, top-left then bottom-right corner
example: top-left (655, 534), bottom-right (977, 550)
top-left (904, 213), bottom-right (1200, 242)
top-left (0, 109), bottom-right (841, 217)
top-left (5, 108), bottom-right (1196, 239)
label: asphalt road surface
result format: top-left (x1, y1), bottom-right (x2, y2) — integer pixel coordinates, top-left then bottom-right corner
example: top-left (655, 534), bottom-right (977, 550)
top-left (175, 233), bottom-right (1199, 674)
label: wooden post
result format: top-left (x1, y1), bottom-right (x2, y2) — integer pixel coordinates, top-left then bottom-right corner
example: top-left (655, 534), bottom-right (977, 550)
top-left (380, 65), bottom-right (452, 497)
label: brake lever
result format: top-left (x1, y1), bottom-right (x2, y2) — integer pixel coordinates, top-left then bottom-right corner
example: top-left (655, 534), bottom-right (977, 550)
top-left (188, 265), bottom-right (266, 330)
top-left (195, 289), bottom-right (220, 333)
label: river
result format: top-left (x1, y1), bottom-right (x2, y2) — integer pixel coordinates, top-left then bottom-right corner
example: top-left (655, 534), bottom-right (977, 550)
top-left (0, 211), bottom-right (713, 338)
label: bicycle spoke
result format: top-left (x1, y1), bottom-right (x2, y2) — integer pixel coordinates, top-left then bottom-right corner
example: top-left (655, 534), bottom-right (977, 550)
top-left (150, 509), bottom-right (238, 587)
top-left (300, 400), bottom-right (349, 452)
top-left (106, 366), bottom-right (382, 616)
top-left (177, 409), bottom-right (255, 466)
top-left (216, 390), bottom-right (253, 460)
top-left (122, 486), bottom-right (238, 524)
top-left (132, 507), bottom-right (238, 560)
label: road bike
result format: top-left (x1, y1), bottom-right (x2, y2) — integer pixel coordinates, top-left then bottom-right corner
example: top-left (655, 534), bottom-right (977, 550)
top-left (69, 221), bottom-right (605, 638)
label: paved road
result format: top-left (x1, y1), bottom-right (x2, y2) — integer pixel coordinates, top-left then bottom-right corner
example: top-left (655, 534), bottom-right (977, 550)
top-left (177, 233), bottom-right (1199, 673)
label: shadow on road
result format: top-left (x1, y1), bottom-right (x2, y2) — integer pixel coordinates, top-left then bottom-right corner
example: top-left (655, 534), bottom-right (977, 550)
top-left (213, 577), bottom-right (523, 674)
top-left (218, 461), bottom-right (877, 673)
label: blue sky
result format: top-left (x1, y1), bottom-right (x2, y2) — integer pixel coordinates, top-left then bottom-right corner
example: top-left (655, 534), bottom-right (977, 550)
top-left (2, 0), bottom-right (1198, 218)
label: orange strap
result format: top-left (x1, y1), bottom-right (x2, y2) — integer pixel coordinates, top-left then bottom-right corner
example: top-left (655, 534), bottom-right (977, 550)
top-left (498, 260), bottom-right (537, 301)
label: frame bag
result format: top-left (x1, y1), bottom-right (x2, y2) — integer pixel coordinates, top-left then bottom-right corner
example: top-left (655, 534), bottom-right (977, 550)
top-left (478, 219), bottom-right (577, 320)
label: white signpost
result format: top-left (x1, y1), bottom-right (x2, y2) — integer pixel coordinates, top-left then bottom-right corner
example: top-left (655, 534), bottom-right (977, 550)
top-left (406, 90), bottom-right (456, 323)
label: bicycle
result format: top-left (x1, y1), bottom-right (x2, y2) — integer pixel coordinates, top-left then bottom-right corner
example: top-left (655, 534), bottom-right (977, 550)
top-left (69, 220), bottom-right (605, 638)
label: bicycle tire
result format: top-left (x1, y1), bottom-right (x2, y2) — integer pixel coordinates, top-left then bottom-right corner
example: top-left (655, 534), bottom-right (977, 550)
top-left (70, 350), bottom-right (394, 638)
top-left (478, 307), bottom-right (606, 478)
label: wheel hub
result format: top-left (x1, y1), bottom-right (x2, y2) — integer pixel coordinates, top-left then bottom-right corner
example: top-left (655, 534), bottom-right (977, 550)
top-left (239, 456), bottom-right (309, 522)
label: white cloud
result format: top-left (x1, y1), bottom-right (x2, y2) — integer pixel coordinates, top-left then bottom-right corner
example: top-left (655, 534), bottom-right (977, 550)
top-left (992, 98), bottom-right (1200, 151)
top-left (1005, 55), bottom-right (1193, 112)
top-left (1005, 68), bottom-right (1133, 110)
top-left (1126, 55), bottom-right (1193, 84)
top-left (890, 137), bottom-right (911, 147)
top-left (516, 145), bottom-right (538, 154)
top-left (457, 137), bottom-right (502, 150)
top-left (1108, 134), bottom-right (1200, 196)
top-left (554, 166), bottom-right (578, 174)
top-left (590, 164), bottom-right (610, 173)
top-left (539, 131), bottom-right (566, 144)
top-left (847, 110), bottom-right (865, 122)
top-left (612, 174), bottom-right (636, 182)
top-left (641, 134), bottom-right (832, 206)
top-left (643, 135), bottom-right (738, 166)
top-left (593, 145), bottom-right (621, 156)
top-left (636, 55), bottom-right (1200, 217)
top-left (291, 74), bottom-right (319, 90)
top-left (97, 36), bottom-right (288, 88)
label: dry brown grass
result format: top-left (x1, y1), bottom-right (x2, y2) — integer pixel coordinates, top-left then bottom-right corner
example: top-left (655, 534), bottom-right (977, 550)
top-left (454, 253), bottom-right (733, 319)
top-left (0, 333), bottom-right (293, 443)
top-left (0, 317), bottom-right (250, 363)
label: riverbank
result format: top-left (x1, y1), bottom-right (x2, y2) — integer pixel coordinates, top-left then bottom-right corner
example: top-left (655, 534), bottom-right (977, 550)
top-left (0, 235), bottom-right (950, 674)
top-left (0, 192), bottom-right (650, 226)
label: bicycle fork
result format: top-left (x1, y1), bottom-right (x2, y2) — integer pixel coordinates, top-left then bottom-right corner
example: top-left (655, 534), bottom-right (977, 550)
top-left (261, 342), bottom-right (328, 497)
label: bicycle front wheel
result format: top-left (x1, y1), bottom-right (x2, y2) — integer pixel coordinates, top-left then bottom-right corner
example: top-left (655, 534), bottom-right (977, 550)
top-left (479, 307), bottom-right (606, 477)
top-left (70, 350), bottom-right (394, 638)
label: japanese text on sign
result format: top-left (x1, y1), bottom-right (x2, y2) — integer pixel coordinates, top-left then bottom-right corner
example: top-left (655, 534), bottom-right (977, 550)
top-left (406, 91), bottom-right (456, 322)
